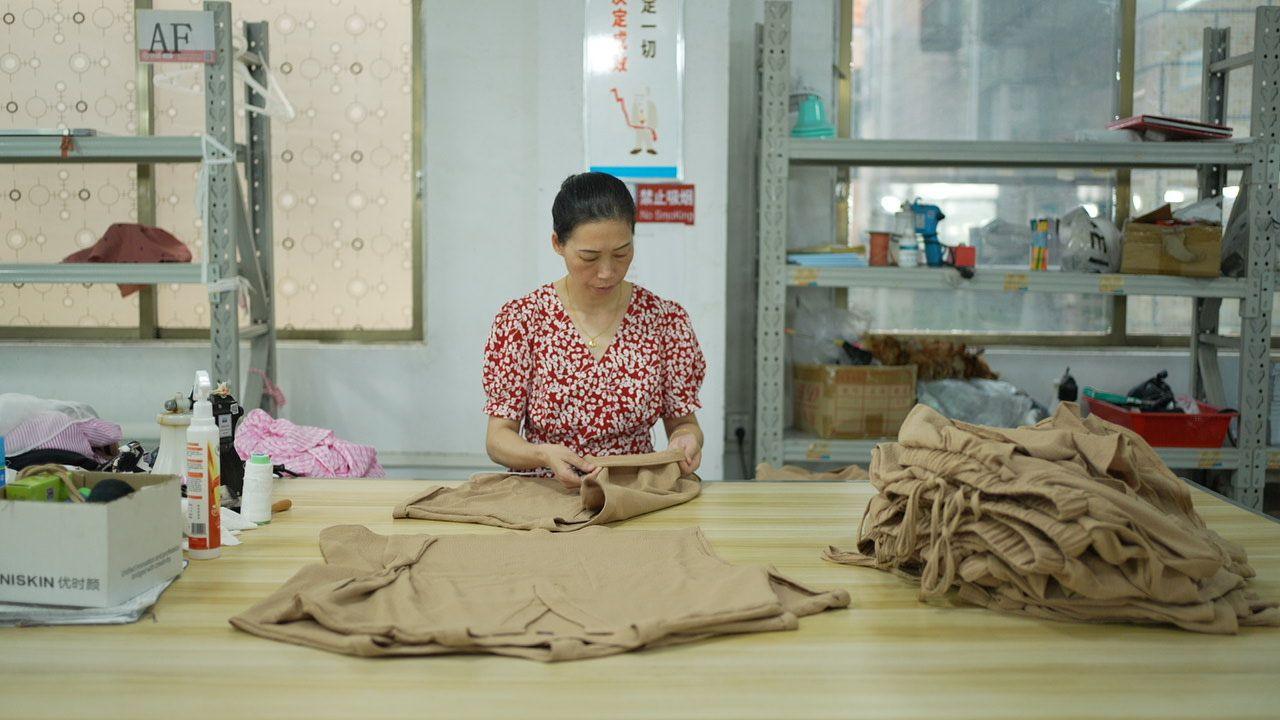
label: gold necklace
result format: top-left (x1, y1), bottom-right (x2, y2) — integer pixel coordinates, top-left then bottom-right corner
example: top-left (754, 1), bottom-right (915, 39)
top-left (565, 282), bottom-right (626, 349)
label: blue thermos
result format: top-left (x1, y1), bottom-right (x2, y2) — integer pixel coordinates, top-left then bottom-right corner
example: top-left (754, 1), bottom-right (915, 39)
top-left (910, 199), bottom-right (947, 267)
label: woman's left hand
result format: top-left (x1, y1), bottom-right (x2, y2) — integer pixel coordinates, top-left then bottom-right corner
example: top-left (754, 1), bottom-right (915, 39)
top-left (668, 433), bottom-right (702, 476)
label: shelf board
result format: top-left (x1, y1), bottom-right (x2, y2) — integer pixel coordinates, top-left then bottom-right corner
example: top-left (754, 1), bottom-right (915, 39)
top-left (0, 135), bottom-right (244, 164)
top-left (788, 138), bottom-right (1254, 169)
top-left (787, 266), bottom-right (1249, 299)
top-left (784, 431), bottom-right (1279, 471)
top-left (1198, 333), bottom-right (1242, 349)
top-left (0, 263), bottom-right (202, 284)
top-left (784, 434), bottom-right (880, 466)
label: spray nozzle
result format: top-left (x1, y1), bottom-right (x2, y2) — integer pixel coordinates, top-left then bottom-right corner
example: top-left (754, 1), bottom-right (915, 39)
top-left (191, 371), bottom-right (214, 420)
top-left (193, 371), bottom-right (213, 404)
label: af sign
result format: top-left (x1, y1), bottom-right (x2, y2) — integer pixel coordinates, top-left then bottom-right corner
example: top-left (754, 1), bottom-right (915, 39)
top-left (136, 10), bottom-right (216, 64)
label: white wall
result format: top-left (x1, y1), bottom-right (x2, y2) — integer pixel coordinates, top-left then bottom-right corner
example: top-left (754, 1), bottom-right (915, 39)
top-left (2, 0), bottom-right (730, 479)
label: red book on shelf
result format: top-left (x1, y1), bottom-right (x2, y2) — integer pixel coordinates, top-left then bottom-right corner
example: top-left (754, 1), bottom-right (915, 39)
top-left (1107, 114), bottom-right (1233, 140)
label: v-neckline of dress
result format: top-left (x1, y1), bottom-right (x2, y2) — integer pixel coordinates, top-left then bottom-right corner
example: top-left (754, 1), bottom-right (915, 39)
top-left (551, 282), bottom-right (636, 366)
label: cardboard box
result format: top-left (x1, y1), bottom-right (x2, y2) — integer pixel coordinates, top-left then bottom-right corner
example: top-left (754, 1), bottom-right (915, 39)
top-left (1120, 206), bottom-right (1222, 278)
top-left (0, 472), bottom-right (183, 607)
top-left (794, 363), bottom-right (918, 439)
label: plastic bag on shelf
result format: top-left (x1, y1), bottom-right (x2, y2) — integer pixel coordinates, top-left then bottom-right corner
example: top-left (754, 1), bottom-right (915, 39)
top-left (916, 379), bottom-right (1048, 428)
top-left (1172, 195), bottom-right (1223, 225)
top-left (790, 300), bottom-right (872, 366)
top-left (969, 218), bottom-right (1037, 267)
top-left (1060, 205), bottom-right (1122, 273)
top-left (1221, 173), bottom-right (1248, 278)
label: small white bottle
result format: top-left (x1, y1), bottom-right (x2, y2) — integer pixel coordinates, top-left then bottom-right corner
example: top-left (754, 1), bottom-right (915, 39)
top-left (240, 453), bottom-right (275, 525)
top-left (897, 236), bottom-right (920, 268)
top-left (894, 209), bottom-right (920, 268)
top-left (186, 371), bottom-right (221, 560)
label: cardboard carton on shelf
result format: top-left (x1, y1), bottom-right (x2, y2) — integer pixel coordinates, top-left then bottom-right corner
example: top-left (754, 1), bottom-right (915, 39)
top-left (1120, 204), bottom-right (1222, 278)
top-left (793, 363), bottom-right (917, 440)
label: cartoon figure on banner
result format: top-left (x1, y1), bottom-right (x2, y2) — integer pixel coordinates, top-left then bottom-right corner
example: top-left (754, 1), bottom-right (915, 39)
top-left (611, 87), bottom-right (658, 155)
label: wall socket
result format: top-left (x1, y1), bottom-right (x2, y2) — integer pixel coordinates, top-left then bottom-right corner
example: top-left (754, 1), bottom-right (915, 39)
top-left (725, 412), bottom-right (751, 443)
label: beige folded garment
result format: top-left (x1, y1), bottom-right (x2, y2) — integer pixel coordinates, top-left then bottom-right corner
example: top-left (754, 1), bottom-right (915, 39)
top-left (826, 403), bottom-right (1280, 634)
top-left (392, 449), bottom-right (700, 531)
top-left (230, 525), bottom-right (850, 661)
top-left (755, 462), bottom-right (869, 481)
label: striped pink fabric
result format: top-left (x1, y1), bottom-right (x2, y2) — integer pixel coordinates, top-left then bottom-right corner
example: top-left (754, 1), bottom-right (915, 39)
top-left (232, 409), bottom-right (384, 478)
top-left (5, 411), bottom-right (122, 461)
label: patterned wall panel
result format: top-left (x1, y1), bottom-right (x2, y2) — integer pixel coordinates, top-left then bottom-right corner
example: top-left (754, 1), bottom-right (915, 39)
top-left (153, 0), bottom-right (415, 332)
top-left (1, 1), bottom-right (140, 328)
top-left (2, 0), bottom-right (415, 333)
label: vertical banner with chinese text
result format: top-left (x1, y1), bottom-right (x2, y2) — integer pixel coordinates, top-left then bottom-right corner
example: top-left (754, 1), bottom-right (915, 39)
top-left (584, 0), bottom-right (683, 180)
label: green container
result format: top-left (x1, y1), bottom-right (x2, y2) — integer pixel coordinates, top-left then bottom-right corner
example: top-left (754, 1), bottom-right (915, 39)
top-left (3, 474), bottom-right (66, 502)
top-left (1082, 387), bottom-right (1142, 407)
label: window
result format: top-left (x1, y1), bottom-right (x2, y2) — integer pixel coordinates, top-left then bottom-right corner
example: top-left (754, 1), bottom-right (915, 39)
top-left (0, 0), bottom-right (421, 340)
top-left (0, 2), bottom-right (141, 332)
top-left (844, 0), bottom-right (1271, 344)
top-left (847, 0), bottom-right (1119, 339)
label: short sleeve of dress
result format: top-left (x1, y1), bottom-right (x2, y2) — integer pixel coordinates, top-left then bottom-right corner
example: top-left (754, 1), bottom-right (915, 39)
top-left (482, 300), bottom-right (534, 422)
top-left (660, 300), bottom-right (706, 418)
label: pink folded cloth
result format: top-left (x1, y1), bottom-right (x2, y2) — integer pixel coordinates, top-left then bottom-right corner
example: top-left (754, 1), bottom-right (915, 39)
top-left (232, 409), bottom-right (385, 478)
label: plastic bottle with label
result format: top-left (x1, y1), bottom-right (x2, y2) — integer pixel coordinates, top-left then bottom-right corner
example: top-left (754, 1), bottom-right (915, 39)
top-left (894, 209), bottom-right (919, 268)
top-left (185, 371), bottom-right (221, 560)
top-left (240, 453), bottom-right (274, 524)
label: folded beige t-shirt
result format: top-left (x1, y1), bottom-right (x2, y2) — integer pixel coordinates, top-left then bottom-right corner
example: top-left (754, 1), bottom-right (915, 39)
top-left (231, 524), bottom-right (850, 662)
top-left (393, 449), bottom-right (700, 531)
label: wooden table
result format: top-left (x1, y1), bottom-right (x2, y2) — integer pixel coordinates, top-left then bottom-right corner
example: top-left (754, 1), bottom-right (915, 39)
top-left (2, 479), bottom-right (1279, 720)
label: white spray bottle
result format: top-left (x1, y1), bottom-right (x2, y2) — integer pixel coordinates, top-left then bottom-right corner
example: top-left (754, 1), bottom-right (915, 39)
top-left (186, 371), bottom-right (221, 560)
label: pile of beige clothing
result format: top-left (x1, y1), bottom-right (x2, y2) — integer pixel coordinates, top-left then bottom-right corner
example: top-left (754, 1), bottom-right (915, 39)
top-left (826, 403), bottom-right (1279, 634)
top-left (234, 449), bottom-right (852, 660)
top-left (232, 525), bottom-right (850, 661)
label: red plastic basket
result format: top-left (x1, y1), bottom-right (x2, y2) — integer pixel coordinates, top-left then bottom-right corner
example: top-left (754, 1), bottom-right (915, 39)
top-left (1084, 397), bottom-right (1236, 448)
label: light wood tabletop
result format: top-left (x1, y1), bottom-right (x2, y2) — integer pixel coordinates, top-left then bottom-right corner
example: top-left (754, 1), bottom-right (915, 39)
top-left (2, 478), bottom-right (1278, 720)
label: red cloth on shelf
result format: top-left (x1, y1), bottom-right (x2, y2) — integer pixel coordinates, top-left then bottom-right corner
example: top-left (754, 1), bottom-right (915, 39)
top-left (61, 223), bottom-right (193, 296)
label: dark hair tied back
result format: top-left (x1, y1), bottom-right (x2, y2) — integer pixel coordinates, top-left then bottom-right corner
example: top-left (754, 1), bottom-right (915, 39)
top-left (552, 172), bottom-right (636, 243)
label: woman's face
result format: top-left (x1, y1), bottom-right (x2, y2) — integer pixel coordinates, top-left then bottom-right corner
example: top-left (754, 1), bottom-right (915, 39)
top-left (553, 219), bottom-right (634, 298)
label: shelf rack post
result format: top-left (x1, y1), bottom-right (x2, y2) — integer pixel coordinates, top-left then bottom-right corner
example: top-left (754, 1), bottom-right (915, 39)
top-left (242, 20), bottom-right (278, 416)
top-left (1234, 7), bottom-right (1280, 508)
top-left (1192, 27), bottom-right (1231, 410)
top-left (204, 0), bottom-right (241, 397)
top-left (754, 1), bottom-right (791, 467)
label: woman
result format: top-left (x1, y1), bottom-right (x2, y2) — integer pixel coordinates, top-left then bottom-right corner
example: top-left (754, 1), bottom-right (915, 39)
top-left (483, 172), bottom-right (706, 488)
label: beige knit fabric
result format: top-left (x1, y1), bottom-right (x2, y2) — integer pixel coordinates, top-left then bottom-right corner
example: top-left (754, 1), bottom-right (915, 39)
top-left (392, 449), bottom-right (700, 531)
top-left (755, 462), bottom-right (869, 481)
top-left (825, 403), bottom-right (1280, 634)
top-left (230, 525), bottom-right (850, 661)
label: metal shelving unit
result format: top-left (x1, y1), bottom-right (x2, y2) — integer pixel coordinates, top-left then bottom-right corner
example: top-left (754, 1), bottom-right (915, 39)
top-left (0, 263), bottom-right (204, 285)
top-left (755, 2), bottom-right (1279, 510)
top-left (789, 138), bottom-right (1255, 169)
top-left (0, 2), bottom-right (278, 414)
top-left (787, 266), bottom-right (1249, 298)
top-left (0, 135), bottom-right (245, 164)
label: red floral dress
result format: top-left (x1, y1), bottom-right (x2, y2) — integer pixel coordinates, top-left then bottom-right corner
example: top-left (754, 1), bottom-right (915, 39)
top-left (483, 283), bottom-right (705, 468)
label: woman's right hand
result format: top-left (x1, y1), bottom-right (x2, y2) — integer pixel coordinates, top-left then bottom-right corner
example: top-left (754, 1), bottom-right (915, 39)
top-left (538, 445), bottom-right (599, 489)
